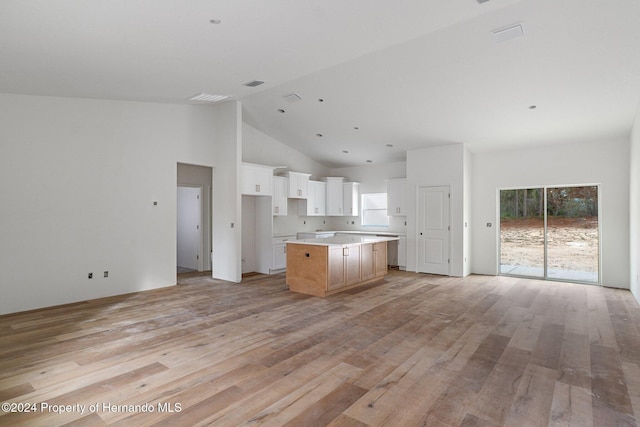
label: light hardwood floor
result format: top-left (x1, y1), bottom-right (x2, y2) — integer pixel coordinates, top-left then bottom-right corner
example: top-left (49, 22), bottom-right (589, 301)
top-left (1, 271), bottom-right (639, 426)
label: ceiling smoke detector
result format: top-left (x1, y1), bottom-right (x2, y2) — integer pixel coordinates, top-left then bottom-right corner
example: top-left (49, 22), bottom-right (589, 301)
top-left (188, 93), bottom-right (228, 102)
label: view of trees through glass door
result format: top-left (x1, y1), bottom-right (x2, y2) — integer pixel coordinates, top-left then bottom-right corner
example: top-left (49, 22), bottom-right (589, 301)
top-left (500, 186), bottom-right (599, 283)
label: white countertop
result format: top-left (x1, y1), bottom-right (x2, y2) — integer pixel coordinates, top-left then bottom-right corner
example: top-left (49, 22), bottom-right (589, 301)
top-left (294, 230), bottom-right (405, 237)
top-left (288, 235), bottom-right (399, 247)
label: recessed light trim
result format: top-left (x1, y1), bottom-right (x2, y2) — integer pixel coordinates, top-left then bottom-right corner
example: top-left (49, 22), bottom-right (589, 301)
top-left (529, 105), bottom-right (537, 110)
top-left (386, 144), bottom-right (393, 147)
top-left (342, 150), bottom-right (349, 154)
top-left (188, 93), bottom-right (228, 102)
top-left (316, 133), bottom-right (323, 138)
top-left (366, 160), bottom-right (373, 163)
top-left (277, 109), bottom-right (286, 114)
top-left (209, 19), bottom-right (221, 24)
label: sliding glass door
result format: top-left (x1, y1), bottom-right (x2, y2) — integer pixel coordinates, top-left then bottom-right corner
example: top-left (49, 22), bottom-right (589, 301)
top-left (500, 188), bottom-right (545, 278)
top-left (499, 185), bottom-right (599, 284)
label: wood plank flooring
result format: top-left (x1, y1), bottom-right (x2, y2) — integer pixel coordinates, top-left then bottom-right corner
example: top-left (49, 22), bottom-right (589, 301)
top-left (1, 271), bottom-right (640, 426)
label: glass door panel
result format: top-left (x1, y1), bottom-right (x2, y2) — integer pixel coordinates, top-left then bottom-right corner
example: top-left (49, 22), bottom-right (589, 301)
top-left (546, 186), bottom-right (599, 283)
top-left (500, 188), bottom-right (545, 278)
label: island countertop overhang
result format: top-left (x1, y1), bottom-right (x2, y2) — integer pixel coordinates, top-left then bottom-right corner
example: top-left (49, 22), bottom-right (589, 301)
top-left (287, 235), bottom-right (399, 247)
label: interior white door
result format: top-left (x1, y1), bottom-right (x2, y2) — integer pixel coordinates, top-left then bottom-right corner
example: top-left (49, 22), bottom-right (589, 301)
top-left (417, 186), bottom-right (450, 275)
top-left (177, 186), bottom-right (202, 271)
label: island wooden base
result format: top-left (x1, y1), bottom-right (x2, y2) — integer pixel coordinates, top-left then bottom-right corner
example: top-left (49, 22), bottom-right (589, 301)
top-left (286, 241), bottom-right (388, 297)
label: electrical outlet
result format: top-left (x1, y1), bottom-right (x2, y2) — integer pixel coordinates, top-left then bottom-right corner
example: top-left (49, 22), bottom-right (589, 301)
top-left (88, 272), bottom-right (93, 279)
top-left (104, 271), bottom-right (109, 278)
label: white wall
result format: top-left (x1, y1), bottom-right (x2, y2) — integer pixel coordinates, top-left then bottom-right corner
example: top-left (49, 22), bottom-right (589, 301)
top-left (463, 147), bottom-right (472, 277)
top-left (472, 138), bottom-right (630, 289)
top-left (0, 93), bottom-right (241, 315)
top-left (212, 102), bottom-right (243, 283)
top-left (630, 105), bottom-right (640, 301)
top-left (407, 144), bottom-right (466, 276)
top-left (242, 123), bottom-right (330, 179)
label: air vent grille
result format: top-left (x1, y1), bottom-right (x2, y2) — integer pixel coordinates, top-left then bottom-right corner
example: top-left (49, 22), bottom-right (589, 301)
top-left (283, 93), bottom-right (302, 103)
top-left (188, 93), bottom-right (228, 102)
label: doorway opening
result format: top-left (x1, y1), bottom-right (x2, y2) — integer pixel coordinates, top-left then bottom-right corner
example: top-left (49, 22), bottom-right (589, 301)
top-left (177, 163), bottom-right (213, 276)
top-left (499, 185), bottom-right (600, 284)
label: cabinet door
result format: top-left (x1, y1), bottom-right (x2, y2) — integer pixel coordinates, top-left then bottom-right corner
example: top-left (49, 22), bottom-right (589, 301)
top-left (361, 243), bottom-right (375, 281)
top-left (387, 179), bottom-right (406, 216)
top-left (241, 164), bottom-right (256, 195)
top-left (373, 242), bottom-right (388, 277)
top-left (325, 178), bottom-right (344, 216)
top-left (241, 163), bottom-right (273, 196)
top-left (343, 182), bottom-right (359, 216)
top-left (344, 244), bottom-right (361, 285)
top-left (288, 172), bottom-right (310, 199)
top-left (273, 177), bottom-right (288, 216)
top-left (272, 243), bottom-right (287, 270)
top-left (327, 246), bottom-right (346, 290)
top-left (314, 181), bottom-right (326, 215)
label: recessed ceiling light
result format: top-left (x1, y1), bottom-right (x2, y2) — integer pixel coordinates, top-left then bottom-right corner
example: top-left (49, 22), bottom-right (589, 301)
top-left (353, 127), bottom-right (359, 130)
top-left (386, 144), bottom-right (393, 147)
top-left (342, 150), bottom-right (349, 154)
top-left (243, 80), bottom-right (264, 87)
top-left (209, 19), bottom-right (221, 24)
top-left (277, 108), bottom-right (286, 114)
top-left (529, 105), bottom-right (537, 110)
top-left (366, 160), bottom-right (373, 163)
top-left (316, 133), bottom-right (323, 138)
top-left (318, 98), bottom-right (324, 103)
top-left (188, 93), bottom-right (228, 102)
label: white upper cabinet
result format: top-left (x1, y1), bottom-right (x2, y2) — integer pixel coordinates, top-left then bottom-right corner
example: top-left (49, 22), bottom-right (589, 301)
top-left (298, 180), bottom-right (326, 216)
top-left (343, 182), bottom-right (360, 217)
top-left (287, 171), bottom-right (311, 199)
top-left (272, 176), bottom-right (288, 216)
top-left (386, 178), bottom-right (407, 216)
top-left (324, 177), bottom-right (345, 216)
top-left (241, 163), bottom-right (273, 196)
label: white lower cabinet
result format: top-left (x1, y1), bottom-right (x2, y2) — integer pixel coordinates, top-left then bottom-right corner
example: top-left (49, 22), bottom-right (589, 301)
top-left (272, 235), bottom-right (295, 272)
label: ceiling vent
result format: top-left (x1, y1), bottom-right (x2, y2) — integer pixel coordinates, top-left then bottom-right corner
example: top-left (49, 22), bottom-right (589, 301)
top-left (492, 24), bottom-right (524, 43)
top-left (243, 80), bottom-right (264, 87)
top-left (283, 93), bottom-right (303, 103)
top-left (188, 93), bottom-right (228, 102)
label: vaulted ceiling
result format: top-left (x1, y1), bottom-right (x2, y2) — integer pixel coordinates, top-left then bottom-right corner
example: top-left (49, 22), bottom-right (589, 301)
top-left (2, 0), bottom-right (639, 167)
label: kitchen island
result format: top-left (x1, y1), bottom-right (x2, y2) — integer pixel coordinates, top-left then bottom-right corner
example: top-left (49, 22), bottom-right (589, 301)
top-left (286, 235), bottom-right (399, 297)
